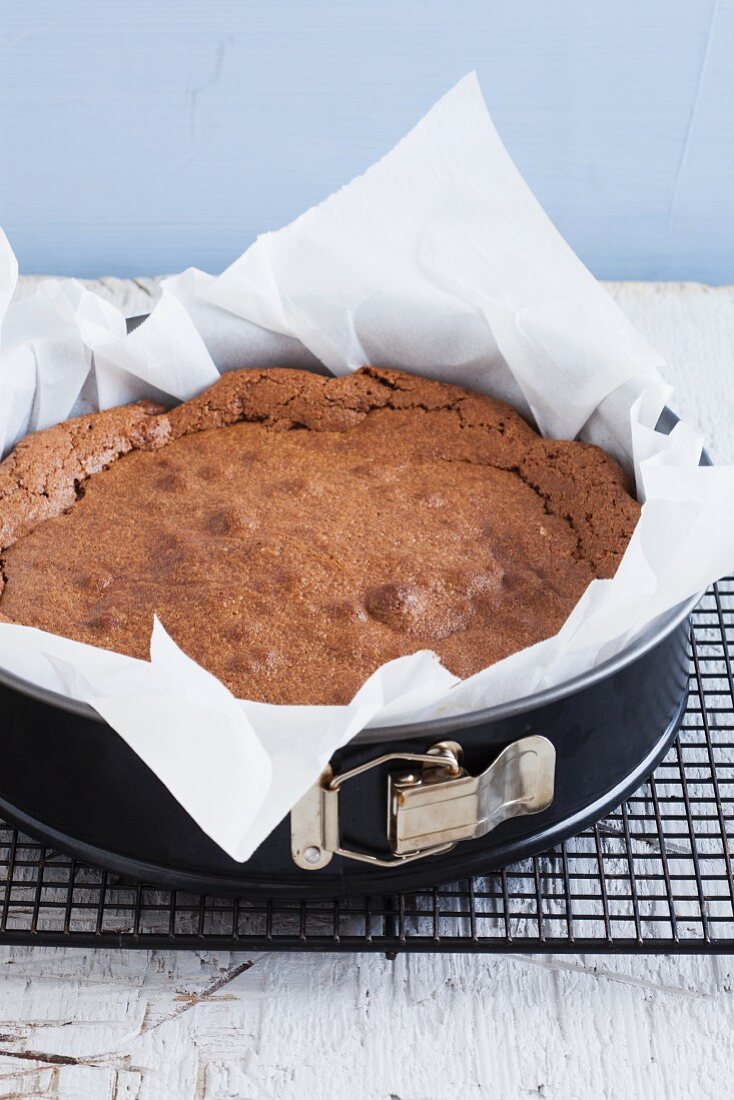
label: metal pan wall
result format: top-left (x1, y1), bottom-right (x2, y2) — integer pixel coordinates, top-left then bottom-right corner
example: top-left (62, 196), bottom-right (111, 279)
top-left (0, 606), bottom-right (690, 897)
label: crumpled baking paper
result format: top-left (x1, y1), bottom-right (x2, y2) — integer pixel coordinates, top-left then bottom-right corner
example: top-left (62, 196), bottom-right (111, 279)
top-left (0, 74), bottom-right (733, 862)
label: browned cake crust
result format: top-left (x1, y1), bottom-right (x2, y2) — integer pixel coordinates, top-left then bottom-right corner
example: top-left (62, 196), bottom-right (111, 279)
top-left (0, 367), bottom-right (640, 705)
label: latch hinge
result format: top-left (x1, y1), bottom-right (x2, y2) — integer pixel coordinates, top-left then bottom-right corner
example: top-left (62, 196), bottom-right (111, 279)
top-left (290, 736), bottom-right (556, 871)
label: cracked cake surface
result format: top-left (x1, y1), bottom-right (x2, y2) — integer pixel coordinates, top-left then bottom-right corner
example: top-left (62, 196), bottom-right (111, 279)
top-left (0, 367), bottom-right (640, 705)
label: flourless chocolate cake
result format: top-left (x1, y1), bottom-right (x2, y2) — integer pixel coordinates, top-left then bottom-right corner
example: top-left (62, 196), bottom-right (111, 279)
top-left (0, 367), bottom-right (640, 705)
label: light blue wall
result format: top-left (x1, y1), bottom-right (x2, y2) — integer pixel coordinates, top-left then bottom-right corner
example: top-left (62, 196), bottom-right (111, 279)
top-left (1, 0), bottom-right (733, 282)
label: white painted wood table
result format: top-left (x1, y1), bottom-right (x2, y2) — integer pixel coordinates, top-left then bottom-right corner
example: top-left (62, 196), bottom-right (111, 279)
top-left (1, 278), bottom-right (733, 1100)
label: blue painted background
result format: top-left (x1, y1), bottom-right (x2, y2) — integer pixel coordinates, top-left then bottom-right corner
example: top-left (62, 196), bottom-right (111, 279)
top-left (1, 0), bottom-right (732, 282)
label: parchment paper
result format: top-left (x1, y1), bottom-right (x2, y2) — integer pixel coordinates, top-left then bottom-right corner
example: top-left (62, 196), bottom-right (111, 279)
top-left (0, 74), bottom-right (732, 861)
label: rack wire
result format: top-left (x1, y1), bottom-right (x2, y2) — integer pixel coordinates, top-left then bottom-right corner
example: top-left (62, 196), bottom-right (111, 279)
top-left (0, 579), bottom-right (732, 954)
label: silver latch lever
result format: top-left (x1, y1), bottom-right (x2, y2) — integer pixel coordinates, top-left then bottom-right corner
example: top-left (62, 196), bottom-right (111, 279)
top-left (389, 736), bottom-right (556, 856)
top-left (290, 735), bottom-right (556, 870)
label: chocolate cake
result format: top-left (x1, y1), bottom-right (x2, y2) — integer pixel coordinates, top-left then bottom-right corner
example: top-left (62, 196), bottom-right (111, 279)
top-left (0, 367), bottom-right (640, 705)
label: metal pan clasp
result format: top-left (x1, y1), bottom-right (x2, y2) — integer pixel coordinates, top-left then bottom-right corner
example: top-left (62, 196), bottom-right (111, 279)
top-left (290, 736), bottom-right (556, 871)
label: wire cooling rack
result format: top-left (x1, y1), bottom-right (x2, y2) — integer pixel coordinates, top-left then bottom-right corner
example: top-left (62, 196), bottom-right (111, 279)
top-left (0, 579), bottom-right (731, 954)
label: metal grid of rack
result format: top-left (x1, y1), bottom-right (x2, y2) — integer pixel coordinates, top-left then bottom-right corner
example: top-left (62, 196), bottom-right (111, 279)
top-left (0, 579), bottom-right (732, 953)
